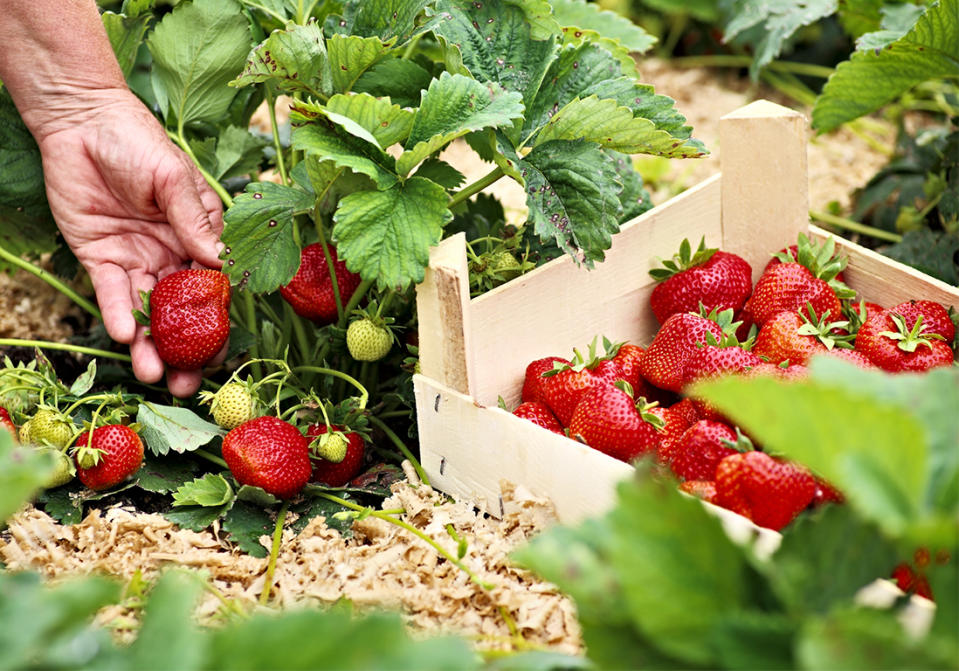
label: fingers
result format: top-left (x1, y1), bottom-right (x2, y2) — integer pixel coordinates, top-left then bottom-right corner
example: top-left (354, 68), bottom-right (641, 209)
top-left (156, 157), bottom-right (224, 270)
top-left (166, 368), bottom-right (203, 398)
top-left (87, 263), bottom-right (136, 344)
top-left (126, 270), bottom-right (164, 384)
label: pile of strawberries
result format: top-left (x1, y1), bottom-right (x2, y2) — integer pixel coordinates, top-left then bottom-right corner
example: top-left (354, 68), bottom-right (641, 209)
top-left (511, 235), bottom-right (956, 532)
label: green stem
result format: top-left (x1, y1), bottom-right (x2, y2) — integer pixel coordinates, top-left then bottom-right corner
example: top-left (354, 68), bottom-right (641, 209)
top-left (672, 55), bottom-right (835, 79)
top-left (315, 213), bottom-right (345, 322)
top-left (193, 448), bottom-right (229, 469)
top-left (760, 70), bottom-right (816, 107)
top-left (367, 414), bottom-right (428, 486)
top-left (316, 492), bottom-right (494, 590)
top-left (285, 302), bottom-right (313, 362)
top-left (401, 33), bottom-right (423, 60)
top-left (809, 211), bottom-right (904, 243)
top-left (240, 0), bottom-right (287, 24)
top-left (291, 366), bottom-right (368, 408)
top-left (846, 120), bottom-right (895, 157)
top-left (0, 339), bottom-right (131, 363)
top-left (243, 292), bottom-right (263, 378)
top-left (259, 500), bottom-right (290, 606)
top-left (377, 410), bottom-right (412, 419)
top-left (661, 11), bottom-right (689, 57)
top-left (169, 126), bottom-right (234, 208)
top-left (449, 167), bottom-right (504, 210)
top-left (0, 246), bottom-right (101, 321)
top-left (265, 87), bottom-right (290, 187)
top-left (336, 279), bottom-right (373, 330)
top-left (62, 392), bottom-right (124, 417)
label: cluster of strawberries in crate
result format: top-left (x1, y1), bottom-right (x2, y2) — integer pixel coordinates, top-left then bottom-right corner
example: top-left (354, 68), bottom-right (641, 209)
top-left (510, 234), bottom-right (957, 532)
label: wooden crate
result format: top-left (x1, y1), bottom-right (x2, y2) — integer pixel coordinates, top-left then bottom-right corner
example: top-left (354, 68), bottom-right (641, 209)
top-left (412, 100), bottom-right (959, 535)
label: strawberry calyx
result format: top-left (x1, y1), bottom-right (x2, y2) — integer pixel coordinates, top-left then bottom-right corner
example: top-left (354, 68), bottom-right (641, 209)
top-left (719, 427), bottom-right (755, 453)
top-left (880, 314), bottom-right (947, 353)
top-left (542, 336), bottom-right (621, 377)
top-left (649, 237), bottom-right (718, 280)
top-left (698, 306), bottom-right (743, 339)
top-left (634, 396), bottom-right (666, 430)
top-left (775, 234), bottom-right (846, 282)
top-left (794, 304), bottom-right (855, 350)
top-left (132, 289), bottom-right (152, 328)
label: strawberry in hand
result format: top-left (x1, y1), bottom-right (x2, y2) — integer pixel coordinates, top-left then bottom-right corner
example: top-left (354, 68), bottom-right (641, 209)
top-left (73, 424), bottom-right (144, 491)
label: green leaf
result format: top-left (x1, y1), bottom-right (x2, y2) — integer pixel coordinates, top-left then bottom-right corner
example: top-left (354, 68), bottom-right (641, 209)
top-left (430, 0), bottom-right (557, 111)
top-left (148, 0), bottom-right (252, 126)
top-left (332, 176), bottom-right (452, 289)
top-left (534, 95), bottom-right (706, 158)
top-left (855, 3), bottom-right (927, 51)
top-left (711, 612), bottom-right (796, 670)
top-left (221, 181), bottom-right (315, 293)
top-left (882, 229), bottom-right (959, 286)
top-left (325, 93), bottom-right (415, 148)
top-left (137, 453), bottom-right (200, 494)
top-left (235, 484), bottom-right (280, 507)
top-left (68, 360), bottom-right (97, 397)
top-left (290, 495), bottom-right (354, 537)
top-left (222, 499), bottom-right (274, 557)
top-left (0, 89), bottom-right (58, 262)
top-left (136, 402), bottom-right (223, 457)
top-left (485, 651), bottom-right (592, 671)
top-left (210, 125), bottom-right (268, 181)
top-left (353, 57), bottom-right (433, 107)
top-left (692, 365), bottom-right (929, 538)
top-left (499, 137), bottom-right (622, 264)
top-left (413, 158), bottom-right (466, 190)
top-left (926, 552), bottom-right (959, 650)
top-left (34, 481), bottom-right (85, 525)
top-left (550, 0), bottom-right (656, 53)
top-left (102, 1), bottom-right (154, 79)
top-left (327, 34), bottom-right (391, 94)
top-left (0, 431), bottom-right (54, 523)
top-left (326, 0), bottom-right (433, 42)
top-left (605, 148), bottom-right (653, 222)
top-left (125, 570), bottom-right (207, 671)
top-left (173, 473), bottom-right (235, 507)
top-left (297, 158), bottom-right (376, 215)
top-left (291, 117), bottom-right (398, 188)
top-left (397, 72), bottom-right (525, 175)
top-left (813, 0), bottom-right (959, 132)
top-left (164, 503), bottom-right (231, 532)
top-left (231, 21), bottom-right (332, 98)
top-left (724, 0), bottom-right (838, 79)
top-left (766, 504), bottom-right (900, 616)
top-left (638, 0), bottom-right (719, 21)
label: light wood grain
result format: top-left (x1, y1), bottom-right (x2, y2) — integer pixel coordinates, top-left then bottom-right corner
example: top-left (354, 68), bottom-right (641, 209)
top-left (719, 100), bottom-right (810, 280)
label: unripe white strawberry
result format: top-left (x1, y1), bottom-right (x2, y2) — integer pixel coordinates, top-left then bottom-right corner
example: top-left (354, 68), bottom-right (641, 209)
top-left (200, 382), bottom-right (258, 430)
top-left (29, 409), bottom-right (75, 448)
top-left (346, 318), bottom-right (392, 362)
top-left (312, 431), bottom-right (348, 463)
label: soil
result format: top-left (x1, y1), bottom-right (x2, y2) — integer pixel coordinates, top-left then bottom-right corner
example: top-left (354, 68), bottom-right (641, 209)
top-left (0, 61), bottom-right (892, 653)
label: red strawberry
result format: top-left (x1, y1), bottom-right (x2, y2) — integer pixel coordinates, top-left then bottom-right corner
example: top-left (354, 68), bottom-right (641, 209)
top-left (512, 401), bottom-right (565, 435)
top-left (0, 407), bottom-right (17, 442)
top-left (670, 398), bottom-right (702, 426)
top-left (812, 475), bottom-right (845, 506)
top-left (73, 425), bottom-right (144, 491)
top-left (714, 451), bottom-right (816, 531)
top-left (650, 404), bottom-right (695, 465)
top-left (855, 310), bottom-right (953, 373)
top-left (741, 361), bottom-right (809, 380)
top-left (649, 238), bottom-right (752, 324)
top-left (567, 384), bottom-right (664, 462)
top-left (681, 339), bottom-right (763, 390)
top-left (222, 416), bottom-right (312, 498)
top-left (612, 343), bottom-right (670, 404)
top-left (817, 347), bottom-right (876, 368)
top-left (521, 356), bottom-right (568, 405)
top-left (150, 269), bottom-right (231, 370)
top-left (742, 262), bottom-right (847, 329)
top-left (668, 420), bottom-right (739, 481)
top-left (889, 300), bottom-right (955, 343)
top-left (307, 423), bottom-right (366, 488)
top-left (541, 343), bottom-right (625, 426)
top-left (679, 479), bottom-right (718, 504)
top-left (753, 306), bottom-right (853, 366)
top-left (280, 244), bottom-right (362, 325)
top-left (638, 311), bottom-right (732, 393)
top-left (891, 562), bottom-right (934, 601)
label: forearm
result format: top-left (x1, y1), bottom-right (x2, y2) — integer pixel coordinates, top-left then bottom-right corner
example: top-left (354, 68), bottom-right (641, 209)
top-left (0, 0), bottom-right (126, 138)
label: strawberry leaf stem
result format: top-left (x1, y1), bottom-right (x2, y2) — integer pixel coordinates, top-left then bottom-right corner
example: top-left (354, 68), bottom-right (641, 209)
top-left (0, 339), bottom-right (132, 363)
top-left (0, 244), bottom-right (102, 321)
top-left (167, 126), bottom-right (234, 208)
top-left (367, 414), bottom-right (428, 486)
top-left (264, 86), bottom-right (290, 187)
top-left (193, 448), bottom-right (229, 470)
top-left (291, 366), bottom-right (369, 409)
top-left (448, 166), bottom-right (505, 210)
top-left (258, 499), bottom-right (290, 606)
top-left (314, 211), bottom-right (345, 323)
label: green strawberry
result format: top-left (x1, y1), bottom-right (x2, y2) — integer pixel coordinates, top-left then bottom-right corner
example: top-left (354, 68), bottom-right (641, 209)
top-left (347, 318), bottom-right (393, 362)
top-left (199, 381), bottom-right (259, 430)
top-left (28, 408), bottom-right (75, 448)
top-left (39, 447), bottom-right (75, 489)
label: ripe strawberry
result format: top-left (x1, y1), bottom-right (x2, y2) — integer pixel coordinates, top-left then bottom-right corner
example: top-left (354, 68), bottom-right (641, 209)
top-left (638, 310), bottom-right (732, 393)
top-left (812, 475), bottom-right (845, 506)
top-left (667, 420), bottom-right (739, 481)
top-left (889, 300), bottom-right (955, 343)
top-left (714, 451), bottom-right (816, 531)
top-left (346, 318), bottom-right (393, 362)
top-left (753, 306), bottom-right (853, 366)
top-left (679, 479), bottom-right (718, 504)
top-left (649, 238), bottom-right (752, 324)
top-left (280, 244), bottom-right (361, 325)
top-left (567, 384), bottom-right (664, 462)
top-left (651, 403), bottom-right (697, 465)
top-left (681, 337), bottom-right (763, 390)
top-left (763, 233), bottom-right (849, 286)
top-left (670, 398), bottom-right (702, 426)
top-left (222, 416), bottom-right (312, 498)
top-left (741, 262), bottom-right (847, 330)
top-left (0, 407), bottom-right (17, 441)
top-left (73, 425), bottom-right (144, 491)
top-left (512, 401), bottom-right (565, 435)
top-left (855, 310), bottom-right (953, 373)
top-left (740, 361), bottom-right (809, 381)
top-left (28, 408), bottom-right (75, 448)
top-left (199, 382), bottom-right (259, 430)
top-left (611, 343), bottom-right (668, 403)
top-left (891, 562), bottom-right (934, 601)
top-left (817, 347), bottom-right (875, 368)
top-left (521, 356), bottom-right (568, 405)
top-left (150, 269), bottom-right (231, 370)
top-left (307, 423), bottom-right (366, 487)
top-left (540, 343), bottom-right (625, 426)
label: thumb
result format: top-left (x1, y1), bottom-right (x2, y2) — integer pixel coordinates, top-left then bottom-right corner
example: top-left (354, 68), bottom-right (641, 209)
top-left (157, 159), bottom-right (225, 269)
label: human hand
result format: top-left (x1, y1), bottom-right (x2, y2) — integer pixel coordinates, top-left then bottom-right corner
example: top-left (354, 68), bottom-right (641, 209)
top-left (34, 88), bottom-right (226, 397)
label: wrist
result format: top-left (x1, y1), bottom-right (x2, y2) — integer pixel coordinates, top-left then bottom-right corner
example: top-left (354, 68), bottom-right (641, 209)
top-left (18, 84), bottom-right (137, 142)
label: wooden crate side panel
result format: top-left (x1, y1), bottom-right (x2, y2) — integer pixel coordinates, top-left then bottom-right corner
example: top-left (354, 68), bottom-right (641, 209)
top-left (468, 175), bottom-right (723, 407)
top-left (719, 101), bottom-right (810, 279)
top-left (414, 374), bottom-right (634, 524)
top-left (809, 225), bottom-right (959, 310)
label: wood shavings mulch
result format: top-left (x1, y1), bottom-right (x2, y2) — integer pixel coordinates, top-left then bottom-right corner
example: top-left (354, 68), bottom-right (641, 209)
top-left (0, 474), bottom-right (582, 655)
